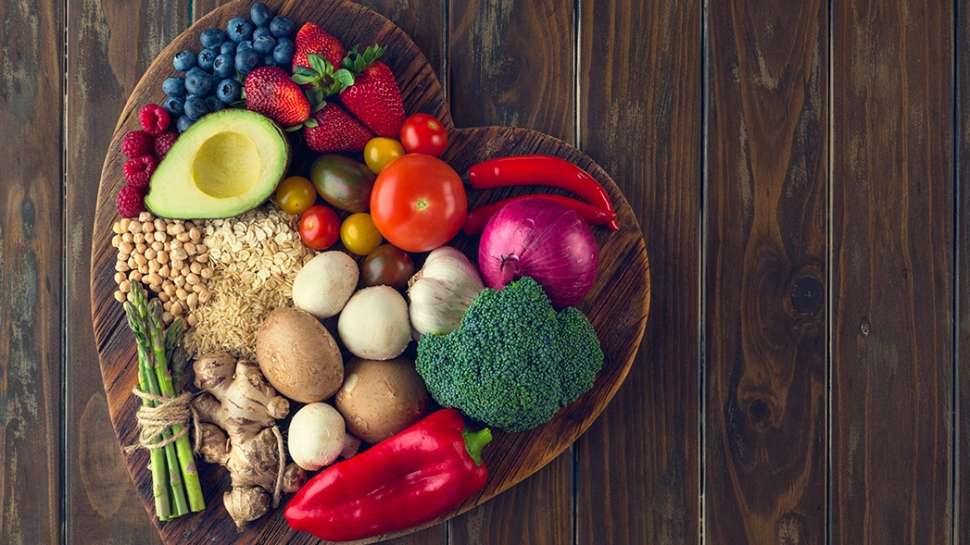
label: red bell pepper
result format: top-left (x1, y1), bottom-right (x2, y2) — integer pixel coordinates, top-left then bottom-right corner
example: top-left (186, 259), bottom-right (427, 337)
top-left (284, 408), bottom-right (492, 542)
top-left (467, 155), bottom-right (619, 230)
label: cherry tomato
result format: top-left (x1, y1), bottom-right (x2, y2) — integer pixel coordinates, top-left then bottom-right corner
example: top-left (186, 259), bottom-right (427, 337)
top-left (360, 244), bottom-right (415, 290)
top-left (340, 213), bottom-right (383, 255)
top-left (364, 137), bottom-right (405, 174)
top-left (400, 114), bottom-right (448, 157)
top-left (370, 154), bottom-right (467, 252)
top-left (275, 176), bottom-right (316, 215)
top-left (298, 205), bottom-right (340, 250)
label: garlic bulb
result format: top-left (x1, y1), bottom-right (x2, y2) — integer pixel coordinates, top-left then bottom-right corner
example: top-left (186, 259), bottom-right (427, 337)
top-left (407, 247), bottom-right (484, 336)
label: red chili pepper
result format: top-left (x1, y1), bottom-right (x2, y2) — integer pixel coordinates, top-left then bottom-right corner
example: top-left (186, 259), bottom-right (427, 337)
top-left (467, 155), bottom-right (619, 230)
top-left (463, 194), bottom-right (618, 235)
top-left (284, 409), bottom-right (492, 542)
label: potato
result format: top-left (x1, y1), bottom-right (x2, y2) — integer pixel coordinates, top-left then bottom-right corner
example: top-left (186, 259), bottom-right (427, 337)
top-left (335, 358), bottom-right (430, 443)
top-left (256, 308), bottom-right (343, 403)
top-left (292, 251), bottom-right (358, 319)
top-left (337, 286), bottom-right (411, 360)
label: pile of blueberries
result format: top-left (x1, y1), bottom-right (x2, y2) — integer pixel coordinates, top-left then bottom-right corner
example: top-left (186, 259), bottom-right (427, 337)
top-left (162, 2), bottom-right (296, 132)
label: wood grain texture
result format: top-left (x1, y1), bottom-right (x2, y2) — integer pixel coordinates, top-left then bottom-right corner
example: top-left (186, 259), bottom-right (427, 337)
top-left (0, 1), bottom-right (64, 544)
top-left (89, 2), bottom-right (648, 544)
top-left (575, 0), bottom-right (701, 544)
top-left (65, 2), bottom-right (188, 544)
top-left (831, 1), bottom-right (953, 544)
top-left (705, 1), bottom-right (828, 544)
top-left (446, 2), bottom-right (576, 544)
top-left (960, 1), bottom-right (970, 542)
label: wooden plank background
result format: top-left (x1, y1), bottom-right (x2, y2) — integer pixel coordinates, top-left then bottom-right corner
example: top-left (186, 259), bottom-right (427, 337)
top-left (1, 0), bottom-right (965, 544)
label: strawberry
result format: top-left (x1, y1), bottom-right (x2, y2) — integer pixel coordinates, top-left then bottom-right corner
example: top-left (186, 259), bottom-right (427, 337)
top-left (121, 130), bottom-right (155, 158)
top-left (339, 45), bottom-right (404, 137)
top-left (303, 103), bottom-right (374, 153)
top-left (116, 184), bottom-right (146, 218)
top-left (154, 131), bottom-right (178, 158)
top-left (245, 66), bottom-right (311, 127)
top-left (292, 22), bottom-right (345, 72)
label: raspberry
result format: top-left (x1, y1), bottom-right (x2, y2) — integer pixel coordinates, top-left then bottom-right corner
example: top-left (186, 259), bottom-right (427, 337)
top-left (123, 155), bottom-right (158, 188)
top-left (154, 132), bottom-right (178, 158)
top-left (121, 130), bottom-right (155, 158)
top-left (139, 103), bottom-right (171, 136)
top-left (115, 184), bottom-right (146, 218)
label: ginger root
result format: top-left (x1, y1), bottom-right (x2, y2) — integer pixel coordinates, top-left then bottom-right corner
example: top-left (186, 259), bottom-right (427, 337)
top-left (192, 352), bottom-right (307, 530)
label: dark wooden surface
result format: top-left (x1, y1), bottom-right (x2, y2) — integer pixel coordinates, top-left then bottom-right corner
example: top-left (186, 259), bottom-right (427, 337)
top-left (3, 0), bottom-right (968, 544)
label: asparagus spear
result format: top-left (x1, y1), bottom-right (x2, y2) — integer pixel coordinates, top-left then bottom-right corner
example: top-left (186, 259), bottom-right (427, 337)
top-left (125, 289), bottom-right (191, 517)
top-left (145, 296), bottom-right (206, 512)
top-left (131, 331), bottom-right (171, 521)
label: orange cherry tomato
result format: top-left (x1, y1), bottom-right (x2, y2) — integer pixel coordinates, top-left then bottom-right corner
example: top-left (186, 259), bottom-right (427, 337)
top-left (370, 154), bottom-right (467, 252)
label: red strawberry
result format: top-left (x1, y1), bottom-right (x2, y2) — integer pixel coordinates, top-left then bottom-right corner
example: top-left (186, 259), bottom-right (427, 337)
top-left (139, 103), bottom-right (171, 136)
top-left (339, 46), bottom-right (404, 137)
top-left (121, 130), bottom-right (155, 158)
top-left (303, 103), bottom-right (374, 153)
top-left (292, 23), bottom-right (345, 72)
top-left (245, 66), bottom-right (311, 127)
top-left (123, 155), bottom-right (158, 188)
top-left (154, 132), bottom-right (178, 158)
top-left (116, 184), bottom-right (146, 218)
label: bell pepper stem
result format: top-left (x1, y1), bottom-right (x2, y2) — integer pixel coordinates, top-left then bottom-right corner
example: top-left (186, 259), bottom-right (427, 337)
top-left (462, 428), bottom-right (492, 466)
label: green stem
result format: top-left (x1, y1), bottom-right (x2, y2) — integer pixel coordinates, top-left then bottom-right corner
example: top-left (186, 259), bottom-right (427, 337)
top-left (462, 428), bottom-right (493, 466)
top-left (148, 301), bottom-right (206, 513)
top-left (135, 343), bottom-right (171, 522)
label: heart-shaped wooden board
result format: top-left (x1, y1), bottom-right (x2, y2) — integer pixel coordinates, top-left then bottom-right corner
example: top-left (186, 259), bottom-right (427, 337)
top-left (90, 1), bottom-right (650, 543)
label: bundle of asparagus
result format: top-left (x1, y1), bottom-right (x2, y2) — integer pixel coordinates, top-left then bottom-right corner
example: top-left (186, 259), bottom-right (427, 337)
top-left (124, 281), bottom-right (205, 520)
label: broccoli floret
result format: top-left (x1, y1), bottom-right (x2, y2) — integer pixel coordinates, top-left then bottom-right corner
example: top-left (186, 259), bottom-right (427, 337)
top-left (416, 277), bottom-right (604, 432)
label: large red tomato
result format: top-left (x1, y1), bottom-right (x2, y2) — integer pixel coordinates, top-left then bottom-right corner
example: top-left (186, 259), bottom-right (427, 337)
top-left (370, 154), bottom-right (467, 252)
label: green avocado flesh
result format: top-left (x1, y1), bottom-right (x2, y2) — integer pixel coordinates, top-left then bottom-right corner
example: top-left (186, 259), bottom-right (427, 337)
top-left (145, 109), bottom-right (289, 219)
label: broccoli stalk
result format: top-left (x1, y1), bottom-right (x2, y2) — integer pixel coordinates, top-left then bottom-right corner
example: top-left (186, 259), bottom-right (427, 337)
top-left (417, 277), bottom-right (604, 432)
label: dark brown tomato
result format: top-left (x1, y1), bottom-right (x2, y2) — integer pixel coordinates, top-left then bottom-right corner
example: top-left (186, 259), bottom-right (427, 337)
top-left (360, 244), bottom-right (416, 290)
top-left (310, 154), bottom-right (376, 212)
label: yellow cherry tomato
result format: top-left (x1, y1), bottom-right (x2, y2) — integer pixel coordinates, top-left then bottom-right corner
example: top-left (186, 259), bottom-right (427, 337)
top-left (340, 212), bottom-right (383, 255)
top-left (364, 137), bottom-right (405, 174)
top-left (275, 176), bottom-right (316, 215)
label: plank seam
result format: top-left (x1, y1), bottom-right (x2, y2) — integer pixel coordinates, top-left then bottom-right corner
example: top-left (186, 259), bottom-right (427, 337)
top-left (698, 0), bottom-right (709, 543)
top-left (951, 0), bottom-right (960, 542)
top-left (60, 0), bottom-right (69, 542)
top-left (826, 0), bottom-right (834, 544)
top-left (571, 0), bottom-right (581, 543)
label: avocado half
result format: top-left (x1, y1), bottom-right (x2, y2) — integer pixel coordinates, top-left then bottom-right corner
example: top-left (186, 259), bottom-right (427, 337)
top-left (145, 109), bottom-right (290, 219)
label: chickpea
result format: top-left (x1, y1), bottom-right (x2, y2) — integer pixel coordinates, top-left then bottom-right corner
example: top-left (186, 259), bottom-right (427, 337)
top-left (135, 243), bottom-right (147, 254)
top-left (114, 271), bottom-right (125, 284)
top-left (128, 221), bottom-right (142, 234)
top-left (134, 255), bottom-right (147, 267)
top-left (199, 289), bottom-right (212, 304)
top-left (154, 231), bottom-right (167, 243)
top-left (157, 250), bottom-right (169, 263)
top-left (111, 234), bottom-right (122, 247)
top-left (148, 260), bottom-right (160, 273)
top-left (176, 232), bottom-right (190, 243)
top-left (138, 212), bottom-right (152, 222)
top-left (173, 276), bottom-right (186, 289)
top-left (183, 242), bottom-right (195, 255)
top-left (172, 223), bottom-right (185, 235)
top-left (159, 264), bottom-right (170, 278)
top-left (189, 227), bottom-right (201, 241)
top-left (114, 290), bottom-right (126, 303)
top-left (119, 280), bottom-right (131, 293)
top-left (162, 311), bottom-right (173, 323)
top-left (163, 283), bottom-right (176, 297)
top-left (176, 287), bottom-right (188, 300)
top-left (187, 293), bottom-right (199, 309)
top-left (151, 241), bottom-right (163, 251)
top-left (171, 248), bottom-right (188, 261)
top-left (115, 261), bottom-right (129, 272)
top-left (112, 222), bottom-right (124, 235)
top-left (133, 232), bottom-right (145, 244)
top-left (142, 221), bottom-right (154, 233)
top-left (159, 292), bottom-right (171, 302)
top-left (129, 270), bottom-right (143, 283)
top-left (196, 254), bottom-right (209, 264)
top-left (187, 314), bottom-right (198, 327)
top-left (119, 241), bottom-right (134, 254)
top-left (189, 262), bottom-right (202, 275)
top-left (146, 273), bottom-right (161, 286)
top-left (137, 264), bottom-right (149, 275)
top-left (121, 232), bottom-right (133, 244)
top-left (145, 248), bottom-right (156, 260)
top-left (171, 302), bottom-right (184, 316)
top-left (119, 218), bottom-right (131, 232)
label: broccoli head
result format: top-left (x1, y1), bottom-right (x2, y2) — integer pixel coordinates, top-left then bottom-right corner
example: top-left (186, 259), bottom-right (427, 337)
top-left (416, 277), bottom-right (604, 432)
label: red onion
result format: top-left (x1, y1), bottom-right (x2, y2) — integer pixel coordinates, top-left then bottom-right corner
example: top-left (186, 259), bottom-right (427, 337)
top-left (477, 198), bottom-right (599, 307)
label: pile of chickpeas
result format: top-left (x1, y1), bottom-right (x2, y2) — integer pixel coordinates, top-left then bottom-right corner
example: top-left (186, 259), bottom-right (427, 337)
top-left (111, 212), bottom-right (214, 326)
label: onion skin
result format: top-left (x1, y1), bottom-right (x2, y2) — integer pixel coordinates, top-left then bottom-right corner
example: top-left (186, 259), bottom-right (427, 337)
top-left (477, 199), bottom-right (598, 307)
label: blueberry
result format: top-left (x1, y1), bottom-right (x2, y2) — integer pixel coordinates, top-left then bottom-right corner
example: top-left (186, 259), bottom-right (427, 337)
top-left (176, 115), bottom-right (194, 133)
top-left (162, 76), bottom-right (186, 97)
top-left (174, 49), bottom-right (196, 71)
top-left (185, 67), bottom-right (214, 95)
top-left (263, 56), bottom-right (278, 67)
top-left (226, 17), bottom-right (254, 42)
top-left (184, 95), bottom-right (209, 121)
top-left (250, 2), bottom-right (273, 26)
top-left (205, 95), bottom-right (225, 112)
top-left (200, 28), bottom-right (226, 49)
top-left (235, 48), bottom-right (260, 75)
top-left (216, 78), bottom-right (242, 103)
top-left (163, 95), bottom-right (185, 115)
top-left (269, 15), bottom-right (295, 38)
top-left (253, 34), bottom-right (276, 54)
top-left (212, 53), bottom-right (234, 78)
top-left (253, 26), bottom-right (272, 41)
top-left (219, 41), bottom-right (237, 55)
top-left (237, 40), bottom-right (254, 52)
top-left (272, 38), bottom-right (294, 65)
top-left (197, 48), bottom-right (218, 71)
